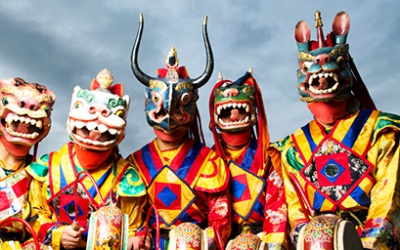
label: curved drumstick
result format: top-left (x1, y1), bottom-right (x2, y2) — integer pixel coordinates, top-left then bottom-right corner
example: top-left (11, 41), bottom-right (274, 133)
top-left (0, 217), bottom-right (40, 249)
top-left (140, 205), bottom-right (160, 250)
top-left (288, 172), bottom-right (315, 221)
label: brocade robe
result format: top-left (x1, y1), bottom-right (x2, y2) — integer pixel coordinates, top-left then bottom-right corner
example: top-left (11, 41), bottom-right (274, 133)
top-left (270, 110), bottom-right (400, 249)
top-left (26, 142), bottom-right (146, 250)
top-left (224, 138), bottom-right (288, 249)
top-left (127, 138), bottom-right (231, 249)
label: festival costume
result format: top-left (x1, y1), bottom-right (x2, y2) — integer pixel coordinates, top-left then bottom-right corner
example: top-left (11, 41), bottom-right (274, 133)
top-left (270, 11), bottom-right (400, 250)
top-left (129, 13), bottom-right (231, 250)
top-left (209, 71), bottom-right (288, 250)
top-left (27, 142), bottom-right (146, 249)
top-left (0, 78), bottom-right (55, 249)
top-left (271, 110), bottom-right (400, 249)
top-left (26, 69), bottom-right (146, 250)
top-left (127, 138), bottom-right (230, 248)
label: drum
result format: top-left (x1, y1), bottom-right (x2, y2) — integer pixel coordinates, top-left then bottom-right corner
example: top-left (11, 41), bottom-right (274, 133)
top-left (297, 214), bottom-right (363, 250)
top-left (226, 234), bottom-right (267, 250)
top-left (86, 205), bottom-right (128, 250)
top-left (169, 222), bottom-right (208, 250)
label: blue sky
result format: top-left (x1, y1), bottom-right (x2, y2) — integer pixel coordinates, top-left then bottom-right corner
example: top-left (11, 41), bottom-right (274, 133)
top-left (0, 1), bottom-right (398, 157)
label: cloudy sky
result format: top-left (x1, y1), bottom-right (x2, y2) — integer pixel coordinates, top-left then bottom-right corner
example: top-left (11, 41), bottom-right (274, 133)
top-left (0, 1), bottom-right (398, 158)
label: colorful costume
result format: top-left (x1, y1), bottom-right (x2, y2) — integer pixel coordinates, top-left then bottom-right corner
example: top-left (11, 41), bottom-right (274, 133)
top-left (209, 70), bottom-right (288, 250)
top-left (270, 11), bottom-right (400, 250)
top-left (0, 77), bottom-right (55, 249)
top-left (26, 69), bottom-right (146, 250)
top-left (128, 13), bottom-right (231, 250)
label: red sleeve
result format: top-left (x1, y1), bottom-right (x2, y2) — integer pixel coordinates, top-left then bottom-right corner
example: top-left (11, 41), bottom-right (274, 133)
top-left (208, 188), bottom-right (232, 249)
top-left (262, 159), bottom-right (290, 248)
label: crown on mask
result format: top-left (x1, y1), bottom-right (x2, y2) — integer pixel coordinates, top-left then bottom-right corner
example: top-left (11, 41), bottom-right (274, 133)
top-left (90, 68), bottom-right (123, 97)
top-left (295, 11), bottom-right (350, 54)
top-left (157, 47), bottom-right (190, 83)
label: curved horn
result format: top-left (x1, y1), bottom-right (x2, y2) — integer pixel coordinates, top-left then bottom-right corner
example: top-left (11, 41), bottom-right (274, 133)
top-left (192, 15), bottom-right (214, 88)
top-left (131, 13), bottom-right (154, 87)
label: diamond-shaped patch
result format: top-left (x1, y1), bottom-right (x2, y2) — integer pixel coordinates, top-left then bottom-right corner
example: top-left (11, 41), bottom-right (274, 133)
top-left (232, 174), bottom-right (251, 201)
top-left (315, 152), bottom-right (351, 187)
top-left (229, 161), bottom-right (265, 220)
top-left (63, 200), bottom-right (82, 218)
top-left (157, 185), bottom-right (179, 208)
top-left (320, 159), bottom-right (345, 184)
top-left (148, 166), bottom-right (195, 226)
top-left (58, 193), bottom-right (89, 228)
top-left (232, 179), bottom-right (246, 200)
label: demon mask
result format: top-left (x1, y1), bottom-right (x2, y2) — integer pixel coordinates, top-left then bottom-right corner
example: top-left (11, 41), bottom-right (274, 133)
top-left (67, 69), bottom-right (129, 152)
top-left (295, 11), bottom-right (352, 103)
top-left (211, 70), bottom-right (257, 134)
top-left (209, 69), bottom-right (269, 167)
top-left (0, 77), bottom-right (55, 157)
top-left (130, 13), bottom-right (213, 141)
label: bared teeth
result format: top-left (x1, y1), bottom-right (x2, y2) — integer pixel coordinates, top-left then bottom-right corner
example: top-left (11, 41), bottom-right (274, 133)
top-left (69, 119), bottom-right (122, 144)
top-left (216, 102), bottom-right (249, 115)
top-left (36, 120), bottom-right (43, 129)
top-left (98, 124), bottom-right (108, 133)
top-left (308, 72), bottom-right (340, 95)
top-left (109, 128), bottom-right (118, 135)
top-left (218, 116), bottom-right (250, 126)
top-left (86, 122), bottom-right (97, 131)
top-left (309, 82), bottom-right (339, 94)
top-left (6, 113), bottom-right (43, 129)
top-left (4, 113), bottom-right (43, 139)
top-left (6, 126), bottom-right (39, 139)
top-left (74, 120), bottom-right (85, 129)
top-left (73, 133), bottom-right (117, 146)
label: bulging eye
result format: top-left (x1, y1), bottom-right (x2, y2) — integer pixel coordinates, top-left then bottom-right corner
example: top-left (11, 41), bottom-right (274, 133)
top-left (2, 98), bottom-right (9, 106)
top-left (181, 92), bottom-right (191, 105)
top-left (336, 56), bottom-right (346, 68)
top-left (151, 92), bottom-right (162, 104)
top-left (242, 86), bottom-right (252, 93)
top-left (115, 109), bottom-right (125, 118)
top-left (300, 61), bottom-right (312, 74)
top-left (42, 106), bottom-right (51, 116)
top-left (74, 101), bottom-right (82, 109)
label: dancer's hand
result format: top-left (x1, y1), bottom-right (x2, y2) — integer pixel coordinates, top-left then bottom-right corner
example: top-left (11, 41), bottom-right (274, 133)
top-left (128, 235), bottom-right (152, 250)
top-left (61, 225), bottom-right (86, 249)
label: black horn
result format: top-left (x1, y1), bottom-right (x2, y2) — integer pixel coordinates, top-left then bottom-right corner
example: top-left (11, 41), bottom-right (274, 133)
top-left (131, 13), bottom-right (154, 87)
top-left (192, 16), bottom-right (214, 89)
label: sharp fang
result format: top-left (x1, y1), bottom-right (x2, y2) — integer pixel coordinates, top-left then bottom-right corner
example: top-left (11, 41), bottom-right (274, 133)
top-left (36, 120), bottom-right (43, 129)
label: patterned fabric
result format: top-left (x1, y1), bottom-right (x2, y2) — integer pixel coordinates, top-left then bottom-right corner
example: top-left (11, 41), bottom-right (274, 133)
top-left (209, 71), bottom-right (288, 249)
top-left (271, 110), bottom-right (400, 249)
top-left (26, 142), bottom-right (146, 249)
top-left (0, 158), bottom-right (32, 242)
top-left (127, 138), bottom-right (231, 249)
top-left (228, 139), bottom-right (265, 223)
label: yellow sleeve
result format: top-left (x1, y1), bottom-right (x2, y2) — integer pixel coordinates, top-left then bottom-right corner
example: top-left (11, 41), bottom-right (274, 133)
top-left (29, 176), bottom-right (65, 250)
top-left (271, 140), bottom-right (309, 244)
top-left (119, 195), bottom-right (147, 237)
top-left (362, 130), bottom-right (400, 249)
